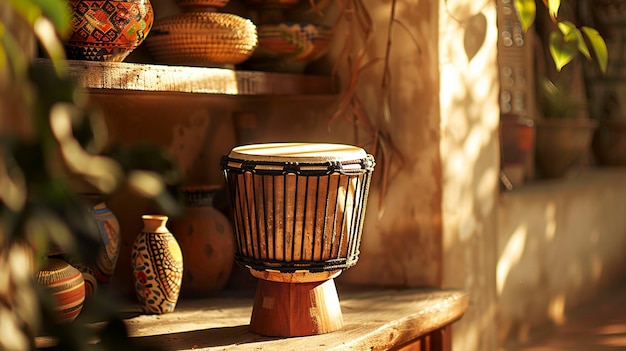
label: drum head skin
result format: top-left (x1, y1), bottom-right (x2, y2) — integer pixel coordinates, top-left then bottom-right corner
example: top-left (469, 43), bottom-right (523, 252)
top-left (228, 143), bottom-right (367, 163)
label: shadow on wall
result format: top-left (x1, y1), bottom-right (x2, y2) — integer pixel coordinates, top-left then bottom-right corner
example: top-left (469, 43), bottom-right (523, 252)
top-left (496, 171), bottom-right (626, 347)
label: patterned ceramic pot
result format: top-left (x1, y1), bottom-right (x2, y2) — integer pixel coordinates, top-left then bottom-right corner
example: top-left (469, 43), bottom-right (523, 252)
top-left (255, 22), bottom-right (333, 62)
top-left (90, 200), bottom-right (121, 283)
top-left (37, 258), bottom-right (86, 322)
top-left (65, 0), bottom-right (154, 61)
top-left (168, 185), bottom-right (235, 298)
top-left (131, 215), bottom-right (183, 314)
top-left (73, 262), bottom-right (98, 302)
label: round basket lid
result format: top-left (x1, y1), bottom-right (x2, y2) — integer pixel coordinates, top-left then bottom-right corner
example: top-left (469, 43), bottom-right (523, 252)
top-left (228, 143), bottom-right (368, 163)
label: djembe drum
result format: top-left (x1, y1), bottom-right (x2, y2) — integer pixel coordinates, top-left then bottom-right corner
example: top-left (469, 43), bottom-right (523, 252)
top-left (221, 143), bottom-right (375, 336)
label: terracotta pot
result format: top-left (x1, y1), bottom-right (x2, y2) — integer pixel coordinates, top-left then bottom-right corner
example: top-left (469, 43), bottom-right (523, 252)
top-left (168, 185), bottom-right (235, 298)
top-left (131, 215), bottom-right (183, 314)
top-left (593, 119), bottom-right (626, 166)
top-left (534, 118), bottom-right (598, 178)
top-left (500, 114), bottom-right (535, 185)
top-left (65, 0), bottom-right (154, 61)
top-left (37, 258), bottom-right (86, 322)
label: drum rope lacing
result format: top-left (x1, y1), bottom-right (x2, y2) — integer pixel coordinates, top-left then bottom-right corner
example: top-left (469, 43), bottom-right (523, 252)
top-left (220, 154), bottom-right (375, 176)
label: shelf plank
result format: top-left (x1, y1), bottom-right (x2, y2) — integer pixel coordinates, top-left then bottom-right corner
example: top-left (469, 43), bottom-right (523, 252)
top-left (34, 59), bottom-right (337, 96)
top-left (121, 287), bottom-right (468, 351)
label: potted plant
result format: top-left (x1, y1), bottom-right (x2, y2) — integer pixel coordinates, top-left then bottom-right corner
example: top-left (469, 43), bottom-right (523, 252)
top-left (581, 1), bottom-right (626, 166)
top-left (533, 76), bottom-right (598, 178)
top-left (514, 0), bottom-right (608, 178)
top-left (591, 86), bottom-right (626, 166)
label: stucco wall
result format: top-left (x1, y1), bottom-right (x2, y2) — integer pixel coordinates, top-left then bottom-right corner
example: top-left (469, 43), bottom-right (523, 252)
top-left (439, 0), bottom-right (500, 349)
top-left (497, 169), bottom-right (626, 348)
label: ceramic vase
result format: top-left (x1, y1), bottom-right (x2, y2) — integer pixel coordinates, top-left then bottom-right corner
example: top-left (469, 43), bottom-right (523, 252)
top-left (168, 185), bottom-right (235, 298)
top-left (36, 258), bottom-right (86, 322)
top-left (73, 262), bottom-right (98, 302)
top-left (65, 0), bottom-right (154, 61)
top-left (89, 200), bottom-right (121, 284)
top-left (131, 215), bottom-right (183, 314)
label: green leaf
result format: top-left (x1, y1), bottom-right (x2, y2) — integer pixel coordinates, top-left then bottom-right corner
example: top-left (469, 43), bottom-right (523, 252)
top-left (33, 17), bottom-right (67, 74)
top-left (0, 24), bottom-right (28, 80)
top-left (581, 26), bottom-right (609, 74)
top-left (546, 0), bottom-right (561, 20)
top-left (514, 0), bottom-right (536, 32)
top-left (557, 21), bottom-right (590, 59)
top-left (32, 0), bottom-right (71, 36)
top-left (549, 30), bottom-right (578, 71)
top-left (5, 0), bottom-right (41, 25)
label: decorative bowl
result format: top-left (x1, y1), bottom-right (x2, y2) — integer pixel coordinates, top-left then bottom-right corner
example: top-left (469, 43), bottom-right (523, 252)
top-left (255, 22), bottom-right (333, 62)
top-left (146, 12), bottom-right (258, 66)
top-left (65, 0), bottom-right (154, 62)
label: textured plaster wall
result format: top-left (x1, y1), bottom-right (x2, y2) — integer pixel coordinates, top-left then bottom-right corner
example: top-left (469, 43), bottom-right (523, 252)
top-left (334, 0), bottom-right (443, 288)
top-left (497, 170), bottom-right (626, 348)
top-left (439, 0), bottom-right (500, 350)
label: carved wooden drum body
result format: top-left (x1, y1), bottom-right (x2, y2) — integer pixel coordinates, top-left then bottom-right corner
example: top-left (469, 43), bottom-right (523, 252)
top-left (222, 143), bottom-right (375, 336)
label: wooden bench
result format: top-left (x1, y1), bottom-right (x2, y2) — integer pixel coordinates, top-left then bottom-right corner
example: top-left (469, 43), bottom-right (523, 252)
top-left (118, 287), bottom-right (468, 351)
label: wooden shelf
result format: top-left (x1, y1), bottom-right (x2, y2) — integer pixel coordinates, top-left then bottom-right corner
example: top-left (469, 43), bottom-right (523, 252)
top-left (37, 287), bottom-right (468, 350)
top-left (35, 59), bottom-right (338, 96)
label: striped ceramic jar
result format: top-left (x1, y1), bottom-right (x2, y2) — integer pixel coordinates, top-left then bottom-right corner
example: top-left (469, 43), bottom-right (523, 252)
top-left (37, 258), bottom-right (86, 322)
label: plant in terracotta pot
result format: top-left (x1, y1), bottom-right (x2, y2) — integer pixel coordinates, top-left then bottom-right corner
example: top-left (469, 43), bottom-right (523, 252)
top-left (514, 0), bottom-right (608, 178)
top-left (581, 2), bottom-right (626, 167)
top-left (591, 86), bottom-right (626, 166)
top-left (533, 76), bottom-right (598, 178)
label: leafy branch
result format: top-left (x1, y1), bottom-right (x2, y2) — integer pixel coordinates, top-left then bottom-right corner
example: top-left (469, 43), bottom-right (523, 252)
top-left (514, 0), bottom-right (608, 73)
top-left (322, 0), bottom-right (407, 216)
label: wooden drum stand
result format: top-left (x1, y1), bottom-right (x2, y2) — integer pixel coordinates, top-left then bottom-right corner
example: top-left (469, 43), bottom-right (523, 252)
top-left (249, 269), bottom-right (343, 336)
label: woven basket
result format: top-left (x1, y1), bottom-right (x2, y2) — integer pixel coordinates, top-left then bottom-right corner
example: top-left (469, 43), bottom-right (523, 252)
top-left (146, 12), bottom-right (258, 66)
top-left (256, 22), bottom-right (333, 62)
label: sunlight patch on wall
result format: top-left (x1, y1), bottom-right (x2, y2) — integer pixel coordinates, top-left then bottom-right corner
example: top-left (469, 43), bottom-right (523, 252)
top-left (548, 294), bottom-right (567, 325)
top-left (478, 168), bottom-right (498, 215)
top-left (599, 336), bottom-right (626, 347)
top-left (544, 202), bottom-right (557, 241)
top-left (592, 254), bottom-right (603, 282)
top-left (496, 224), bottom-right (527, 295)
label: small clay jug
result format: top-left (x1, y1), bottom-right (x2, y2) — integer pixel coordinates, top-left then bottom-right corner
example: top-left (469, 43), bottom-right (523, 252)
top-left (131, 215), bottom-right (183, 314)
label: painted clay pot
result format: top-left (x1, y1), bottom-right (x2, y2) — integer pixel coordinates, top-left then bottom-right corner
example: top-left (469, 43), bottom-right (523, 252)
top-left (36, 258), bottom-right (86, 322)
top-left (168, 185), bottom-right (235, 298)
top-left (89, 200), bottom-right (121, 284)
top-left (255, 22), bottom-right (333, 62)
top-left (131, 215), bottom-right (183, 314)
top-left (73, 262), bottom-right (98, 302)
top-left (65, 0), bottom-right (154, 61)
